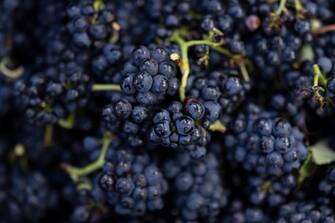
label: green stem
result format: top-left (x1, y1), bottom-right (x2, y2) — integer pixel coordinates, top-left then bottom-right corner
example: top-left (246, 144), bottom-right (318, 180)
top-left (77, 177), bottom-right (93, 191)
top-left (212, 45), bottom-right (250, 82)
top-left (170, 32), bottom-right (227, 101)
top-left (63, 133), bottom-right (113, 182)
top-left (186, 39), bottom-right (224, 48)
top-left (92, 84), bottom-right (121, 92)
top-left (294, 0), bottom-right (304, 14)
top-left (275, 0), bottom-right (287, 16)
top-left (170, 32), bottom-right (192, 102)
top-left (238, 63), bottom-right (250, 82)
top-left (43, 125), bottom-right (53, 147)
top-left (58, 113), bottom-right (75, 129)
top-left (208, 120), bottom-right (227, 133)
top-left (211, 45), bottom-right (234, 58)
top-left (211, 45), bottom-right (245, 64)
top-left (313, 64), bottom-right (327, 88)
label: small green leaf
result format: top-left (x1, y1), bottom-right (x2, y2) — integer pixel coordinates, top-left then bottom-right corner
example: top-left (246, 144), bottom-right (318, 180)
top-left (298, 152), bottom-right (316, 185)
top-left (310, 141), bottom-right (335, 165)
top-left (297, 141), bottom-right (335, 186)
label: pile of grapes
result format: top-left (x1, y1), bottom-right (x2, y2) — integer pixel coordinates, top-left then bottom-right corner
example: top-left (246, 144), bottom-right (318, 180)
top-left (2, 0), bottom-right (335, 222)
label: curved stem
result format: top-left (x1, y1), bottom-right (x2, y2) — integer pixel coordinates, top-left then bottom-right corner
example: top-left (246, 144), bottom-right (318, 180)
top-left (62, 133), bottom-right (113, 183)
top-left (275, 0), bottom-right (287, 16)
top-left (270, 0), bottom-right (288, 27)
top-left (77, 178), bottom-right (93, 191)
top-left (170, 30), bottom-right (250, 101)
top-left (170, 32), bottom-right (191, 102)
top-left (58, 113), bottom-right (75, 129)
top-left (0, 58), bottom-right (24, 80)
top-left (312, 64), bottom-right (327, 100)
top-left (92, 84), bottom-right (121, 91)
top-left (170, 32), bottom-right (227, 101)
top-left (313, 64), bottom-right (327, 88)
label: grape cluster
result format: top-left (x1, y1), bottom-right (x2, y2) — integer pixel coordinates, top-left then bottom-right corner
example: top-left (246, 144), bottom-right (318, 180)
top-left (0, 167), bottom-right (59, 223)
top-left (91, 140), bottom-right (168, 216)
top-left (224, 103), bottom-right (308, 176)
top-left (200, 0), bottom-right (247, 55)
top-left (66, 0), bottom-right (118, 49)
top-left (245, 174), bottom-right (297, 207)
top-left (15, 59), bottom-right (90, 124)
top-left (319, 166), bottom-right (335, 197)
top-left (163, 152), bottom-right (228, 221)
top-left (91, 43), bottom-right (124, 81)
top-left (120, 46), bottom-right (179, 105)
top-left (68, 188), bottom-right (111, 223)
top-left (102, 98), bottom-right (150, 147)
top-left (276, 197), bottom-right (335, 223)
top-left (149, 101), bottom-right (210, 158)
top-left (270, 93), bottom-right (306, 130)
top-left (222, 199), bottom-right (271, 223)
top-left (187, 69), bottom-right (250, 123)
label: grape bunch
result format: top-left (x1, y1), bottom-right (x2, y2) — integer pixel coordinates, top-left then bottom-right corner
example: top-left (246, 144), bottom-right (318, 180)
top-left (224, 103), bottom-right (308, 176)
top-left (92, 141), bottom-right (168, 216)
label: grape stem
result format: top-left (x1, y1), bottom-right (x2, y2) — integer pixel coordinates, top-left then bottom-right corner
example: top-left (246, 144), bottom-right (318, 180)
top-left (62, 132), bottom-right (113, 183)
top-left (270, 0), bottom-right (287, 26)
top-left (170, 32), bottom-right (191, 102)
top-left (293, 0), bottom-right (305, 17)
top-left (58, 113), bottom-right (75, 129)
top-left (0, 58), bottom-right (24, 80)
top-left (312, 64), bottom-right (327, 99)
top-left (275, 0), bottom-right (287, 16)
top-left (170, 31), bottom-right (250, 101)
top-left (92, 84), bottom-right (121, 91)
top-left (238, 63), bottom-right (250, 82)
top-left (313, 24), bottom-right (335, 34)
top-left (43, 125), bottom-right (53, 147)
top-left (210, 45), bottom-right (250, 82)
top-left (170, 31), bottom-right (224, 101)
top-left (313, 64), bottom-right (327, 87)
